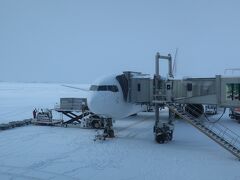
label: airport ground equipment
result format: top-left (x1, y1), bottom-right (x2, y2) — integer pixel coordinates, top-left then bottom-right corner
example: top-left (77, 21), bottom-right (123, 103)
top-left (0, 119), bottom-right (32, 131)
top-left (154, 121), bottom-right (174, 143)
top-left (31, 109), bottom-right (63, 126)
top-left (55, 98), bottom-right (107, 130)
top-left (35, 109), bottom-right (53, 121)
top-left (56, 98), bottom-right (116, 139)
top-left (31, 118), bottom-right (62, 126)
top-left (205, 105), bottom-right (218, 115)
top-left (57, 99), bottom-right (114, 139)
top-left (55, 97), bottom-right (91, 126)
top-left (56, 98), bottom-right (88, 112)
top-left (229, 107), bottom-right (240, 123)
top-left (94, 118), bottom-right (114, 141)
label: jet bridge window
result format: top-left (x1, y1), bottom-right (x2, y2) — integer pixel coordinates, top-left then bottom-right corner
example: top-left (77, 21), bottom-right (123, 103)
top-left (137, 83), bottom-right (141, 92)
top-left (226, 84), bottom-right (240, 101)
top-left (90, 85), bottom-right (118, 92)
top-left (187, 83), bottom-right (192, 91)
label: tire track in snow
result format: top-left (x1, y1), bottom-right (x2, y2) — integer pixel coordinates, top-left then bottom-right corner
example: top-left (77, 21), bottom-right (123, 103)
top-left (0, 165), bottom-right (80, 180)
top-left (116, 114), bottom-right (154, 139)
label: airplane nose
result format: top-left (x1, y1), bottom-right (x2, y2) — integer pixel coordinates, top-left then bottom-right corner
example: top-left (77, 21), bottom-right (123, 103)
top-left (87, 92), bottom-right (124, 119)
top-left (88, 92), bottom-right (106, 115)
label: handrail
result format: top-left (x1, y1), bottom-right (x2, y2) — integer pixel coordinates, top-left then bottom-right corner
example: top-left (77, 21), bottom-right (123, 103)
top-left (184, 105), bottom-right (240, 148)
top-left (167, 103), bottom-right (240, 150)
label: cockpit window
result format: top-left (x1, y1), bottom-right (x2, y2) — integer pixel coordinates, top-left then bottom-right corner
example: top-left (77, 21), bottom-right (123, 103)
top-left (108, 85), bottom-right (118, 92)
top-left (98, 86), bottom-right (107, 91)
top-left (90, 85), bottom-right (119, 92)
top-left (89, 85), bottom-right (98, 91)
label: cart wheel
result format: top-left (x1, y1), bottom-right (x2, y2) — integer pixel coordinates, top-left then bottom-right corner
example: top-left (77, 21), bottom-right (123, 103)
top-left (109, 129), bottom-right (115, 138)
top-left (92, 120), bottom-right (100, 129)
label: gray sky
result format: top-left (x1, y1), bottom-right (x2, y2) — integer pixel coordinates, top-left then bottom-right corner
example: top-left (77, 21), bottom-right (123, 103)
top-left (1, 0), bottom-right (240, 83)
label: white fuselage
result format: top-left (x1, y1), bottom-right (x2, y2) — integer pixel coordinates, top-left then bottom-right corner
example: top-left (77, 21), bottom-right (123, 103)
top-left (88, 75), bottom-right (144, 119)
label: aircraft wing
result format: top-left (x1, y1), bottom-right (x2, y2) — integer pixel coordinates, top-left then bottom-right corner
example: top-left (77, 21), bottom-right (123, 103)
top-left (62, 84), bottom-right (90, 92)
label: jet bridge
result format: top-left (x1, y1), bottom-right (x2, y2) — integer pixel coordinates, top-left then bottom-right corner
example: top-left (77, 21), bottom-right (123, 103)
top-left (116, 71), bottom-right (153, 104)
top-left (170, 76), bottom-right (240, 108)
top-left (115, 52), bottom-right (240, 159)
top-left (119, 53), bottom-right (240, 109)
top-left (152, 52), bottom-right (240, 159)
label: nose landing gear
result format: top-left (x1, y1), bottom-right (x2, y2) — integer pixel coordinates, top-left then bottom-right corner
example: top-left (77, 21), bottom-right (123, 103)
top-left (94, 118), bottom-right (115, 141)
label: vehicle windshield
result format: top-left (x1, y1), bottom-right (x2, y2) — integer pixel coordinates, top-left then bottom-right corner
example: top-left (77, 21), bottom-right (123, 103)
top-left (206, 105), bottom-right (214, 109)
top-left (90, 85), bottom-right (118, 92)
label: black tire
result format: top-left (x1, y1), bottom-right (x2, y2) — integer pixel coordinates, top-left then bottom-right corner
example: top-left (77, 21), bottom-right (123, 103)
top-left (92, 120), bottom-right (100, 129)
top-left (155, 133), bottom-right (165, 144)
top-left (108, 129), bottom-right (115, 138)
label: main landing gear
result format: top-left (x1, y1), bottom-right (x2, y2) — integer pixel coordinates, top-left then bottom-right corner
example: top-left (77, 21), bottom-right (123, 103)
top-left (154, 122), bottom-right (174, 144)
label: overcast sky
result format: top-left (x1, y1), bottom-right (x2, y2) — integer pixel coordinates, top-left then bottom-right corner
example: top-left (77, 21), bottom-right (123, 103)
top-left (1, 0), bottom-right (240, 83)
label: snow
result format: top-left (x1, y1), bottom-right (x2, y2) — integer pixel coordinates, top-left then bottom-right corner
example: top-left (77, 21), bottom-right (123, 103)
top-left (0, 82), bottom-right (240, 180)
top-left (0, 82), bottom-right (89, 123)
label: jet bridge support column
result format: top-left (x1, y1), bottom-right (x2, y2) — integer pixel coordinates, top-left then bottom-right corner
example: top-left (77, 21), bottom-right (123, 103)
top-left (154, 52), bottom-right (173, 124)
top-left (154, 52), bottom-right (160, 129)
top-left (153, 52), bottom-right (174, 143)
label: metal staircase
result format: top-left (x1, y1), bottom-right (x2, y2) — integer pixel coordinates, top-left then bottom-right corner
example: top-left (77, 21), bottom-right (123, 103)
top-left (166, 103), bottom-right (240, 159)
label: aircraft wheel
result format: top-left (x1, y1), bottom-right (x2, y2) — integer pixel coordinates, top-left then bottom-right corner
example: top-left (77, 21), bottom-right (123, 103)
top-left (155, 133), bottom-right (165, 144)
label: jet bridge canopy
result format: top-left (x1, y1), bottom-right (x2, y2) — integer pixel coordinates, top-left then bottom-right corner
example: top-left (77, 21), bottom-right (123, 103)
top-left (116, 71), bottom-right (153, 104)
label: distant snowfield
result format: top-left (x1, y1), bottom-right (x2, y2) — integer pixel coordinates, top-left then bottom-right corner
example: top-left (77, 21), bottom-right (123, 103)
top-left (0, 82), bottom-right (240, 180)
top-left (0, 82), bottom-right (89, 123)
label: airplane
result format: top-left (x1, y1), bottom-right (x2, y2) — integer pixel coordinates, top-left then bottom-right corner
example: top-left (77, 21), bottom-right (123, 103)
top-left (63, 72), bottom-right (149, 138)
top-left (64, 73), bottom-right (147, 119)
top-left (87, 74), bottom-right (146, 119)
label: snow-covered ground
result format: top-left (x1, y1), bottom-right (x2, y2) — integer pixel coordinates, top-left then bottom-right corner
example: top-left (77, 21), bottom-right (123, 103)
top-left (0, 82), bottom-right (240, 180)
